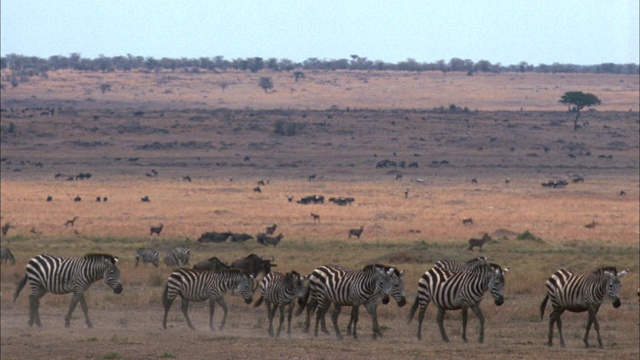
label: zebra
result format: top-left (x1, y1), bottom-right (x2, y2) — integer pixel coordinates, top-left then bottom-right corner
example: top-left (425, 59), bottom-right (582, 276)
top-left (434, 256), bottom-right (488, 272)
top-left (540, 266), bottom-right (629, 348)
top-left (13, 253), bottom-right (123, 328)
top-left (407, 263), bottom-right (509, 343)
top-left (135, 248), bottom-right (160, 267)
top-left (299, 264), bottom-right (406, 339)
top-left (254, 271), bottom-right (307, 337)
top-left (1, 246), bottom-right (16, 265)
top-left (162, 268), bottom-right (253, 331)
top-left (163, 247), bottom-right (190, 267)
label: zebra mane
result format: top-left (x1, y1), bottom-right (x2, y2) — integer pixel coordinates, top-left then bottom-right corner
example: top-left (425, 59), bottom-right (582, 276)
top-left (365, 264), bottom-right (401, 276)
top-left (224, 268), bottom-right (251, 277)
top-left (593, 266), bottom-right (617, 275)
top-left (84, 253), bottom-right (118, 264)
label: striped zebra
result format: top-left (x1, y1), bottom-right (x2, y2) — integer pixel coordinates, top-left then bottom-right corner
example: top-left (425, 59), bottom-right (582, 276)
top-left (434, 256), bottom-right (488, 272)
top-left (254, 271), bottom-right (307, 337)
top-left (13, 253), bottom-right (123, 328)
top-left (163, 247), bottom-right (190, 267)
top-left (162, 268), bottom-right (253, 331)
top-left (135, 248), bottom-right (160, 267)
top-left (407, 263), bottom-right (509, 343)
top-left (1, 246), bottom-right (16, 265)
top-left (540, 266), bottom-right (629, 348)
top-left (299, 264), bottom-right (406, 339)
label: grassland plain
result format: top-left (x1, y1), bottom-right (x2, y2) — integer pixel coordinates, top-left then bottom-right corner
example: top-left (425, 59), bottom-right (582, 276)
top-left (0, 70), bottom-right (639, 359)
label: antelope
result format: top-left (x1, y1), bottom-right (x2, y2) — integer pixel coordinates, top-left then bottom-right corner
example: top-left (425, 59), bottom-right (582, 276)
top-left (65, 216), bottom-right (79, 227)
top-left (585, 220), bottom-right (597, 229)
top-left (311, 213), bottom-right (320, 223)
top-left (266, 224), bottom-right (278, 235)
top-left (467, 233), bottom-right (492, 252)
top-left (150, 223), bottom-right (164, 236)
top-left (348, 226), bottom-right (364, 239)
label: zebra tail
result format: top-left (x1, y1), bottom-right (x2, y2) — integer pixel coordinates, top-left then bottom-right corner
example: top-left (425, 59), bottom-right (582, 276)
top-left (253, 296), bottom-right (264, 307)
top-left (540, 294), bottom-right (549, 321)
top-left (162, 283), bottom-right (170, 308)
top-left (294, 283), bottom-right (311, 316)
top-left (13, 274), bottom-right (28, 302)
top-left (407, 294), bottom-right (420, 324)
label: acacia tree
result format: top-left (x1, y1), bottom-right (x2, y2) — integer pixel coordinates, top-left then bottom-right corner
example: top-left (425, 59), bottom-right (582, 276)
top-left (258, 77), bottom-right (274, 93)
top-left (559, 91), bottom-right (601, 131)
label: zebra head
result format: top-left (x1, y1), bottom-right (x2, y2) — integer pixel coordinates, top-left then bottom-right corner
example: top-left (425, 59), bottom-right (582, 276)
top-left (236, 272), bottom-right (254, 304)
top-left (386, 267), bottom-right (407, 307)
top-left (372, 266), bottom-right (392, 305)
top-left (286, 271), bottom-right (307, 299)
top-left (487, 264), bottom-right (508, 306)
top-left (103, 256), bottom-right (123, 294)
top-left (603, 268), bottom-right (628, 308)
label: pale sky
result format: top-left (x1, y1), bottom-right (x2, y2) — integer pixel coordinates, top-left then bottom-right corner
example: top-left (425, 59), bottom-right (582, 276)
top-left (1, 1), bottom-right (638, 65)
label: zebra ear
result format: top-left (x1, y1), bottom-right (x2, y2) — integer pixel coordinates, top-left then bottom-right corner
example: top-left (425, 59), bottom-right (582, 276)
top-left (113, 257), bottom-right (119, 264)
top-left (502, 267), bottom-right (510, 274)
top-left (399, 269), bottom-right (406, 277)
top-left (617, 269), bottom-right (629, 278)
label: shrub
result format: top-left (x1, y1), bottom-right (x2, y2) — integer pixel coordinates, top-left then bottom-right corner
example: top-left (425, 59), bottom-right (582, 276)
top-left (516, 230), bottom-right (542, 242)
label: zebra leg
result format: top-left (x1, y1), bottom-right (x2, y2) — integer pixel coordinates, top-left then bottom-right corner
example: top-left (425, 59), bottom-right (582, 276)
top-left (347, 305), bottom-right (359, 339)
top-left (276, 304), bottom-right (286, 337)
top-left (364, 301), bottom-right (382, 340)
top-left (181, 299), bottom-right (195, 330)
top-left (584, 307), bottom-right (603, 348)
top-left (314, 304), bottom-right (326, 337)
top-left (549, 309), bottom-right (565, 348)
top-left (162, 298), bottom-right (174, 329)
top-left (216, 298), bottom-right (228, 331)
top-left (471, 304), bottom-right (485, 344)
top-left (461, 307), bottom-right (469, 343)
top-left (303, 298), bottom-right (314, 334)
top-left (78, 294), bottom-right (93, 328)
top-left (266, 300), bottom-right (276, 337)
top-left (208, 298), bottom-right (216, 332)
top-left (286, 302), bottom-right (295, 337)
top-left (436, 308), bottom-right (450, 343)
top-left (330, 305), bottom-right (343, 340)
top-left (65, 293), bottom-right (81, 328)
top-left (416, 303), bottom-right (428, 340)
top-left (29, 292), bottom-right (45, 327)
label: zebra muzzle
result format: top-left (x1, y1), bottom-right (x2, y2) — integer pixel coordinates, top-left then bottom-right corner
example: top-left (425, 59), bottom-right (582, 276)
top-left (494, 297), bottom-right (504, 306)
top-left (612, 298), bottom-right (621, 308)
top-left (396, 296), bottom-right (407, 307)
top-left (381, 294), bottom-right (390, 305)
top-left (113, 284), bottom-right (123, 294)
top-left (244, 297), bottom-right (253, 304)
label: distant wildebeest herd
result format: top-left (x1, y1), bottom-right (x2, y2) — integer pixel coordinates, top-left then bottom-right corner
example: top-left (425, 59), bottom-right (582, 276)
top-left (7, 249), bottom-right (633, 349)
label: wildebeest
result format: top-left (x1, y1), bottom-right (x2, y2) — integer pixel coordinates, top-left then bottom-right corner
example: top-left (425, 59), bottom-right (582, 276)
top-left (287, 196), bottom-right (294, 203)
top-left (230, 233), bottom-right (254, 242)
top-left (585, 220), bottom-right (597, 229)
top-left (183, 175), bottom-right (192, 182)
top-left (462, 218), bottom-right (474, 225)
top-left (254, 186), bottom-right (262, 193)
top-left (297, 195), bottom-right (324, 205)
top-left (46, 195), bottom-right (53, 202)
top-left (258, 234), bottom-right (284, 247)
top-left (308, 173), bottom-right (316, 181)
top-left (64, 217), bottom-right (79, 227)
top-left (311, 213), bottom-right (320, 223)
top-left (141, 195), bottom-right (151, 202)
top-left (541, 179), bottom-right (568, 188)
top-left (1, 223), bottom-right (13, 236)
top-left (348, 225), bottom-right (364, 239)
top-left (73, 195), bottom-right (82, 202)
top-left (193, 257), bottom-right (230, 272)
top-left (0, 246), bottom-right (16, 265)
top-left (468, 233), bottom-right (492, 252)
top-left (265, 224), bottom-right (278, 235)
top-left (150, 223), bottom-right (164, 236)
top-left (197, 231), bottom-right (232, 243)
top-left (95, 196), bottom-right (101, 202)
top-left (258, 179), bottom-right (266, 186)
top-left (375, 159), bottom-right (396, 168)
top-left (471, 178), bottom-right (478, 184)
top-left (230, 254), bottom-right (276, 279)
top-left (328, 197), bottom-right (355, 206)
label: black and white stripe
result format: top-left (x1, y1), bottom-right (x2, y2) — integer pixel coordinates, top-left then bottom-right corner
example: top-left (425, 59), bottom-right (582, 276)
top-left (163, 247), bottom-right (190, 267)
top-left (540, 266), bottom-right (628, 348)
top-left (300, 264), bottom-right (406, 339)
top-left (135, 248), bottom-right (160, 267)
top-left (162, 268), bottom-right (253, 331)
top-left (434, 256), bottom-right (488, 272)
top-left (1, 246), bottom-right (16, 265)
top-left (407, 263), bottom-right (509, 343)
top-left (254, 271), bottom-right (306, 337)
top-left (13, 253), bottom-right (123, 328)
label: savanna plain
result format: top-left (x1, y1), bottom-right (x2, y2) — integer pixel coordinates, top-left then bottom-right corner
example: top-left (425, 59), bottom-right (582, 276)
top-left (0, 70), bottom-right (639, 359)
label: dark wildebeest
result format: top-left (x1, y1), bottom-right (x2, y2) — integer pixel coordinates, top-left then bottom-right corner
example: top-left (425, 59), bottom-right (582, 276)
top-left (467, 233), bottom-right (492, 252)
top-left (46, 195), bottom-right (53, 202)
top-left (230, 233), bottom-right (254, 242)
top-left (230, 254), bottom-right (277, 285)
top-left (462, 218), bottom-right (474, 225)
top-left (193, 257), bottom-right (230, 272)
top-left (197, 231), bottom-right (232, 243)
top-left (287, 196), bottom-right (294, 203)
top-left (585, 220), bottom-right (597, 229)
top-left (150, 223), bottom-right (164, 236)
top-left (308, 173), bottom-right (316, 182)
top-left (64, 217), bottom-right (79, 227)
top-left (0, 246), bottom-right (16, 265)
top-left (348, 226), bottom-right (364, 239)
top-left (254, 186), bottom-right (262, 193)
top-left (265, 224), bottom-right (278, 235)
top-left (183, 175), bottom-right (192, 182)
top-left (73, 195), bottom-right (82, 202)
top-left (96, 196), bottom-right (101, 202)
top-left (259, 234), bottom-right (284, 247)
top-left (141, 195), bottom-right (151, 202)
top-left (258, 179), bottom-right (266, 186)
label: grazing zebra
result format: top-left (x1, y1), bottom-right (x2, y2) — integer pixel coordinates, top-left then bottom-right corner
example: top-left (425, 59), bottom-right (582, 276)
top-left (135, 248), bottom-right (160, 267)
top-left (407, 263), bottom-right (509, 343)
top-left (254, 271), bottom-right (307, 337)
top-left (540, 267), bottom-right (629, 348)
top-left (13, 253), bottom-right (123, 328)
top-left (348, 225), bottom-right (364, 239)
top-left (467, 233), bottom-right (492, 252)
top-left (162, 268), bottom-right (253, 331)
top-left (434, 256), bottom-right (488, 272)
top-left (299, 264), bottom-right (406, 339)
top-left (164, 247), bottom-right (191, 267)
top-left (150, 223), bottom-right (164, 236)
top-left (1, 246), bottom-right (16, 265)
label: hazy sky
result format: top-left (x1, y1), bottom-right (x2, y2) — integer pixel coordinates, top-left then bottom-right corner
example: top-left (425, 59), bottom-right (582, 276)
top-left (2, 1), bottom-right (638, 65)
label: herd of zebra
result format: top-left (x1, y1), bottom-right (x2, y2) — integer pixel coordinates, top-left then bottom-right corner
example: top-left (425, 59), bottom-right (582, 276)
top-left (6, 249), bottom-right (634, 348)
